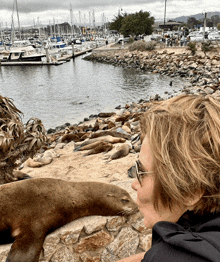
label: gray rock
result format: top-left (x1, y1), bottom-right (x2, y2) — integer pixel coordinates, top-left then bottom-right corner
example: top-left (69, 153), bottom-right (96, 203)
top-left (103, 227), bottom-right (139, 261)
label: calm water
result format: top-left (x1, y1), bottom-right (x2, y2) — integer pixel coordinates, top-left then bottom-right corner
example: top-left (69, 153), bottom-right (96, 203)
top-left (0, 54), bottom-right (187, 129)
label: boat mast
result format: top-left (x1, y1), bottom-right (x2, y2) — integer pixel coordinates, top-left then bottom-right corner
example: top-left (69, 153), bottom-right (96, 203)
top-left (79, 11), bottom-right (82, 35)
top-left (70, 4), bottom-right (74, 37)
top-left (15, 0), bottom-right (21, 39)
top-left (92, 10), bottom-right (95, 36)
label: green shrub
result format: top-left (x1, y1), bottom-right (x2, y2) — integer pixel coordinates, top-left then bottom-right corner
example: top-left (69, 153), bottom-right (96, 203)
top-left (128, 40), bottom-right (156, 51)
top-left (187, 42), bottom-right (197, 55)
top-left (201, 41), bottom-right (213, 56)
top-left (128, 38), bottom-right (135, 44)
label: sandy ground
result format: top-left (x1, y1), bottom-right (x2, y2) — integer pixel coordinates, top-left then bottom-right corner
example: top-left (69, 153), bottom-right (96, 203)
top-left (21, 141), bottom-right (138, 184)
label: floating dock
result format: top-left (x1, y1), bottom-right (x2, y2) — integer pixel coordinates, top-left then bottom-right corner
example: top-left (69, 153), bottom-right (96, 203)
top-left (0, 48), bottom-right (93, 66)
top-left (57, 48), bottom-right (93, 61)
top-left (0, 61), bottom-right (65, 66)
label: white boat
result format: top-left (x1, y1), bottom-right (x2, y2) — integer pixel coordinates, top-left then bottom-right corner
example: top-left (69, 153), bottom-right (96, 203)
top-left (0, 46), bottom-right (46, 62)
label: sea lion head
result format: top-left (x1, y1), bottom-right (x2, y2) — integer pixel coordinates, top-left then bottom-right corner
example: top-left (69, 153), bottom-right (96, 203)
top-left (88, 183), bottom-right (138, 216)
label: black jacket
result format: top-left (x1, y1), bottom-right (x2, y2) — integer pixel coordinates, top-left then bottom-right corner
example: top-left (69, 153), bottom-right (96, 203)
top-left (142, 211), bottom-right (220, 262)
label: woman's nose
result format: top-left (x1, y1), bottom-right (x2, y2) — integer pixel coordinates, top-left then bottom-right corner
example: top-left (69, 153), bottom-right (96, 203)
top-left (131, 178), bottom-right (139, 191)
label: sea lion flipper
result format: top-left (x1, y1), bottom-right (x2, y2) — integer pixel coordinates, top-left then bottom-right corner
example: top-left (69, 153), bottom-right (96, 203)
top-left (7, 232), bottom-right (44, 262)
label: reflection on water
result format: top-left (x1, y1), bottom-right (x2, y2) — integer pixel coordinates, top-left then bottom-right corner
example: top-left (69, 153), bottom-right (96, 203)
top-left (0, 54), bottom-right (187, 129)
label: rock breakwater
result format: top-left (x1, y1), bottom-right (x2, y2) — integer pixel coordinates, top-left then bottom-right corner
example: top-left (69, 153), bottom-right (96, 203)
top-left (84, 49), bottom-right (220, 97)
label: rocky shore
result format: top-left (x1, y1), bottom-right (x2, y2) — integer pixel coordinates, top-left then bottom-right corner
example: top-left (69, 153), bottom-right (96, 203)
top-left (84, 47), bottom-right (220, 99)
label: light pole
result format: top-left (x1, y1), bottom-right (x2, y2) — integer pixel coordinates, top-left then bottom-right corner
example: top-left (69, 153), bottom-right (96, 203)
top-left (203, 12), bottom-right (207, 42)
top-left (164, 0), bottom-right (167, 25)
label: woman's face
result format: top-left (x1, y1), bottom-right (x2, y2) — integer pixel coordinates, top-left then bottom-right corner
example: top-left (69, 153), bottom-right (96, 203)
top-left (132, 136), bottom-right (187, 229)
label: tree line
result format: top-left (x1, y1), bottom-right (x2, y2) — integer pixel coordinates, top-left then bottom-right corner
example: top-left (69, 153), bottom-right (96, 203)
top-left (109, 10), bottom-right (155, 37)
top-left (185, 15), bottom-right (220, 30)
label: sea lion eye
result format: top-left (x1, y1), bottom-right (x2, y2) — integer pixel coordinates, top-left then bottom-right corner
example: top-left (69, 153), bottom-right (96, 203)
top-left (121, 199), bottom-right (129, 203)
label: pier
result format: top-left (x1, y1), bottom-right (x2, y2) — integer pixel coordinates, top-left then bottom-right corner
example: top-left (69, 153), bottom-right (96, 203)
top-left (0, 48), bottom-right (93, 66)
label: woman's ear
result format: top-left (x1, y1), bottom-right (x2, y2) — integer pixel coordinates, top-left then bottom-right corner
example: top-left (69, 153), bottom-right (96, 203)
top-left (184, 192), bottom-right (204, 210)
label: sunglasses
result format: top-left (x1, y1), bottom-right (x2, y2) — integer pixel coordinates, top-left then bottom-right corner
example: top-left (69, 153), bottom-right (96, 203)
top-left (135, 160), bottom-right (154, 185)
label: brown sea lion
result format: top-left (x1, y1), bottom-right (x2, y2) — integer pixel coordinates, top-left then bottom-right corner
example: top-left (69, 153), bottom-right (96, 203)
top-left (61, 133), bottom-right (80, 143)
top-left (0, 178), bottom-right (138, 262)
top-left (98, 112), bottom-right (116, 118)
top-left (122, 125), bottom-right (131, 134)
top-left (78, 141), bottom-right (111, 151)
top-left (74, 136), bottom-right (126, 151)
top-left (25, 158), bottom-right (43, 168)
top-left (90, 130), bottom-right (130, 140)
top-left (36, 157), bottom-right (53, 165)
top-left (79, 133), bottom-right (90, 141)
top-left (84, 142), bottom-right (113, 156)
top-left (132, 141), bottom-right (141, 153)
top-left (106, 143), bottom-right (132, 161)
top-left (12, 170), bottom-right (32, 181)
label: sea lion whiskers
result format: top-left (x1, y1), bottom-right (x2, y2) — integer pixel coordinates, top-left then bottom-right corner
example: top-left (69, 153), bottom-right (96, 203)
top-left (118, 208), bottom-right (138, 216)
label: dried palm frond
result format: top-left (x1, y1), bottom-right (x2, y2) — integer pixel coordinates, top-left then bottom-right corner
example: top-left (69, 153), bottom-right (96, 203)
top-left (26, 117), bottom-right (46, 133)
top-left (0, 95), bottom-right (22, 119)
top-left (0, 95), bottom-right (47, 184)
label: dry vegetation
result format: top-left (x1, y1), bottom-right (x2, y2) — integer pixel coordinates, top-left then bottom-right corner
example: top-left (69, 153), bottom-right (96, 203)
top-left (128, 40), bottom-right (157, 51)
top-left (0, 95), bottom-right (47, 184)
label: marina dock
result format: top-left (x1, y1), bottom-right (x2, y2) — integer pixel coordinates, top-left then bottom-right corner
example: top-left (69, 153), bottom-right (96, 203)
top-left (0, 61), bottom-right (65, 66)
top-left (0, 48), bottom-right (93, 66)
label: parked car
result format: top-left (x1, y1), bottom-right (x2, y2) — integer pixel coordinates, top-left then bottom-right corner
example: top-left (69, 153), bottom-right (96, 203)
top-left (117, 37), bottom-right (130, 44)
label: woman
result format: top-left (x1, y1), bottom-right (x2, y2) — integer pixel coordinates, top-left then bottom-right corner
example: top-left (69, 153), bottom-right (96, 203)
top-left (118, 94), bottom-right (220, 262)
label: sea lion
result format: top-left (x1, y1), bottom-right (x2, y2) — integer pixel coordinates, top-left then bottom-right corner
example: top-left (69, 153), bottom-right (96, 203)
top-left (12, 170), bottom-right (32, 181)
top-left (30, 149), bottom-right (59, 167)
top-left (90, 130), bottom-right (130, 140)
top-left (84, 142), bottom-right (113, 156)
top-left (122, 125), bottom-right (131, 134)
top-left (0, 178), bottom-right (138, 262)
top-left (106, 143), bottom-right (132, 161)
top-left (36, 156), bottom-right (53, 165)
top-left (74, 136), bottom-right (126, 151)
top-left (25, 158), bottom-right (43, 168)
top-left (61, 133), bottom-right (80, 143)
top-left (78, 141), bottom-right (112, 151)
top-left (98, 112), bottom-right (116, 118)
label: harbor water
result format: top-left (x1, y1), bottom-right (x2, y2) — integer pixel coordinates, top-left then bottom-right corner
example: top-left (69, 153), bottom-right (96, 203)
top-left (0, 53), bottom-right (188, 130)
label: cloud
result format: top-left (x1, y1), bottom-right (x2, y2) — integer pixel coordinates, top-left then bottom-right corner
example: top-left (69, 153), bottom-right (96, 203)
top-left (0, 0), bottom-right (220, 27)
top-left (1, 0), bottom-right (180, 13)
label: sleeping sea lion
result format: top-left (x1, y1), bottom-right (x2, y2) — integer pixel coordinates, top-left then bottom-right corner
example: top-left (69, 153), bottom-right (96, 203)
top-left (74, 135), bottom-right (126, 151)
top-left (83, 142), bottom-right (113, 156)
top-left (106, 143), bottom-right (132, 161)
top-left (0, 178), bottom-right (138, 262)
top-left (25, 158), bottom-right (43, 168)
top-left (78, 141), bottom-right (111, 151)
top-left (90, 130), bottom-right (130, 140)
top-left (61, 133), bottom-right (80, 143)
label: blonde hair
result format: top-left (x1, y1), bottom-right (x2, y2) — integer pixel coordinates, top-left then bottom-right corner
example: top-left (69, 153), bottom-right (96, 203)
top-left (140, 94), bottom-right (220, 214)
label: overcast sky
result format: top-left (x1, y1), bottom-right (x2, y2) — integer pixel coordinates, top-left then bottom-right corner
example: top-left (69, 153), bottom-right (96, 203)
top-left (0, 0), bottom-right (219, 28)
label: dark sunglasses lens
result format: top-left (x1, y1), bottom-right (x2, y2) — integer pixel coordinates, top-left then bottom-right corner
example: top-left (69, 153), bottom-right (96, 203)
top-left (127, 165), bottom-right (136, 178)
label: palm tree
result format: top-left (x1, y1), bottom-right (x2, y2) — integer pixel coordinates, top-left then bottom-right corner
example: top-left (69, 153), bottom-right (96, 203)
top-left (0, 95), bottom-right (47, 184)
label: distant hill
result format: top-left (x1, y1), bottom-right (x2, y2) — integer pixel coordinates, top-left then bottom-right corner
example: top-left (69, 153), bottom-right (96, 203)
top-left (173, 12), bottom-right (220, 23)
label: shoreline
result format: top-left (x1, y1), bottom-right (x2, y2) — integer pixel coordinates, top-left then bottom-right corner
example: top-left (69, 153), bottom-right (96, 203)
top-left (48, 44), bottom-right (220, 134)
